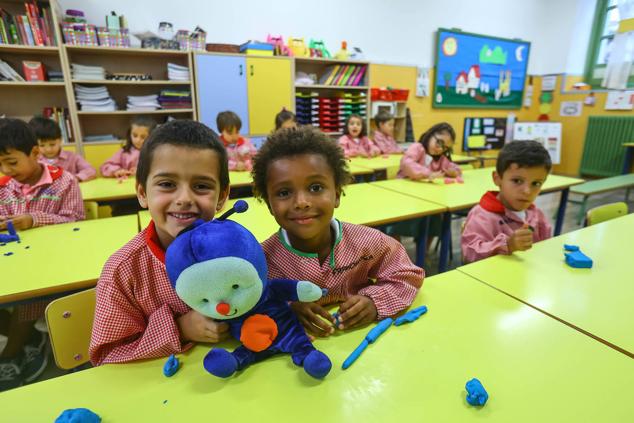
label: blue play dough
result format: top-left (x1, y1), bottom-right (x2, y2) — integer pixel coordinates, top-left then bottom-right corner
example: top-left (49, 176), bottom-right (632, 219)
top-left (564, 250), bottom-right (593, 268)
top-left (564, 244), bottom-right (579, 251)
top-left (4, 252), bottom-right (13, 256)
top-left (73, 227), bottom-right (80, 231)
top-left (163, 354), bottom-right (180, 377)
top-left (55, 408), bottom-right (101, 423)
top-left (394, 305), bottom-right (428, 326)
top-left (465, 378), bottom-right (489, 406)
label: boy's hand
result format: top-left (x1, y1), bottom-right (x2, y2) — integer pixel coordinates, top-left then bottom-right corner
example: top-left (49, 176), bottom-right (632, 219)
top-left (177, 310), bottom-right (230, 343)
top-left (445, 168), bottom-right (459, 178)
top-left (113, 169), bottom-right (132, 178)
top-left (507, 224), bottom-right (534, 252)
top-left (0, 214), bottom-right (34, 230)
top-left (290, 302), bottom-right (335, 337)
top-left (337, 295), bottom-right (378, 330)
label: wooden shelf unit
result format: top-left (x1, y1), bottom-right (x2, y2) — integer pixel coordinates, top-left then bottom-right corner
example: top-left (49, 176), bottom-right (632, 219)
top-left (0, 0), bottom-right (70, 129)
top-left (63, 43), bottom-right (197, 154)
top-left (293, 57), bottom-right (370, 134)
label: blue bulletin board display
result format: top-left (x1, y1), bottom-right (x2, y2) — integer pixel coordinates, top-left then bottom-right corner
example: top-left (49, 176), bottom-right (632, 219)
top-left (433, 29), bottom-right (530, 109)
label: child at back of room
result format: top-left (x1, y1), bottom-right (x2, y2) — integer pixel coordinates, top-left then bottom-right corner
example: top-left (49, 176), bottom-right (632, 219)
top-left (398, 122), bottom-right (461, 180)
top-left (461, 140), bottom-right (552, 263)
top-left (89, 120), bottom-right (231, 366)
top-left (100, 116), bottom-right (157, 178)
top-left (217, 111), bottom-right (257, 172)
top-left (372, 111), bottom-right (401, 155)
top-left (0, 118), bottom-right (84, 390)
top-left (275, 109), bottom-right (297, 131)
top-left (338, 114), bottom-right (380, 158)
top-left (29, 116), bottom-right (96, 182)
top-left (251, 126), bottom-right (424, 338)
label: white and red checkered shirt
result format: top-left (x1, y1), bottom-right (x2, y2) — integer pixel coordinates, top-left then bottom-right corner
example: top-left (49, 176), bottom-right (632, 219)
top-left (39, 150), bottom-right (97, 182)
top-left (89, 222), bottom-right (192, 366)
top-left (0, 165), bottom-right (85, 227)
top-left (262, 220), bottom-right (424, 319)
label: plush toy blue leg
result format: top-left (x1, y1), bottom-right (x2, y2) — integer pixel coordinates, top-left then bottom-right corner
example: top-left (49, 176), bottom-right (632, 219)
top-left (291, 343), bottom-right (331, 379)
top-left (203, 348), bottom-right (239, 378)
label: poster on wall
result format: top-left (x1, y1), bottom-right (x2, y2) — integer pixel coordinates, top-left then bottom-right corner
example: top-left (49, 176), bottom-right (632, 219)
top-left (604, 90), bottom-right (634, 111)
top-left (559, 101), bottom-right (582, 117)
top-left (462, 117), bottom-right (508, 151)
top-left (513, 122), bottom-right (562, 165)
top-left (433, 28), bottom-right (530, 109)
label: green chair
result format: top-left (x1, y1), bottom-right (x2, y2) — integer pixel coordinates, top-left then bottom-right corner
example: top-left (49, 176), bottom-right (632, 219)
top-left (585, 202), bottom-right (628, 227)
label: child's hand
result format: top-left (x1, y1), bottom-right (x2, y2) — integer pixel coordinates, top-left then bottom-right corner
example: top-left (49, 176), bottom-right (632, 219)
top-left (113, 169), bottom-right (132, 178)
top-left (177, 310), bottom-right (230, 343)
top-left (290, 302), bottom-right (335, 337)
top-left (0, 214), bottom-right (34, 230)
top-left (337, 295), bottom-right (378, 330)
top-left (428, 171), bottom-right (444, 180)
top-left (507, 224), bottom-right (534, 253)
top-left (445, 168), bottom-right (459, 178)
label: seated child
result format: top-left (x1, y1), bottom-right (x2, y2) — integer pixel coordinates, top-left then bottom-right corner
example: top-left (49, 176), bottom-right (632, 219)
top-left (252, 126), bottom-right (424, 337)
top-left (100, 116), bottom-right (157, 178)
top-left (398, 122), bottom-right (461, 180)
top-left (275, 109), bottom-right (297, 130)
top-left (0, 118), bottom-right (84, 390)
top-left (217, 111), bottom-right (257, 172)
top-left (461, 140), bottom-right (553, 263)
top-left (89, 120), bottom-right (231, 365)
top-left (338, 114), bottom-right (380, 158)
top-left (29, 116), bottom-right (96, 182)
top-left (372, 111), bottom-right (401, 155)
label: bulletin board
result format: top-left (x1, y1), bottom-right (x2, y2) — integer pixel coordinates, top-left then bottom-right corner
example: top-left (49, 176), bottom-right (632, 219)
top-left (433, 28), bottom-right (530, 109)
top-left (462, 117), bottom-right (507, 151)
top-left (513, 122), bottom-right (562, 165)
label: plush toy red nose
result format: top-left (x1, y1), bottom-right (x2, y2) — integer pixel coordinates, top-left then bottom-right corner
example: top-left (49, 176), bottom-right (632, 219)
top-left (216, 302), bottom-right (231, 315)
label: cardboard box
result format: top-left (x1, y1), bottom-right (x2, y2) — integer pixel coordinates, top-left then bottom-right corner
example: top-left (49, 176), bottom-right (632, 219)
top-left (22, 61), bottom-right (46, 81)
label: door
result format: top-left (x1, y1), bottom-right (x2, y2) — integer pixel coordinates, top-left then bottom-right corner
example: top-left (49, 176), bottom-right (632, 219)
top-left (246, 57), bottom-right (292, 135)
top-left (195, 54), bottom-right (249, 134)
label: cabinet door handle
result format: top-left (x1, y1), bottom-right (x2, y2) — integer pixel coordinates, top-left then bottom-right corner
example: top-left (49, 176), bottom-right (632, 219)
top-left (239, 64), bottom-right (243, 75)
top-left (250, 65), bottom-right (254, 76)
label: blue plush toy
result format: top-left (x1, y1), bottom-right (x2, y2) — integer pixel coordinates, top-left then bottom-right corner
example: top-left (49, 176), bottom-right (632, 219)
top-left (165, 201), bottom-right (332, 379)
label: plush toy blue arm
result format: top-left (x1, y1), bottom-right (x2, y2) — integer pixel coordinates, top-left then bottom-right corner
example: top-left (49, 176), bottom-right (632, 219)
top-left (268, 279), bottom-right (325, 302)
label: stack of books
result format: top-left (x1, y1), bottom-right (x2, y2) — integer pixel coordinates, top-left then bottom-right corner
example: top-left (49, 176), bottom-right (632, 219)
top-left (74, 85), bottom-right (116, 112)
top-left (42, 107), bottom-right (74, 143)
top-left (47, 70), bottom-right (64, 82)
top-left (127, 94), bottom-right (160, 111)
top-left (0, 2), bottom-right (57, 46)
top-left (71, 63), bottom-right (106, 80)
top-left (0, 59), bottom-right (24, 81)
top-left (317, 64), bottom-right (367, 86)
top-left (167, 63), bottom-right (189, 81)
top-left (158, 89), bottom-right (191, 109)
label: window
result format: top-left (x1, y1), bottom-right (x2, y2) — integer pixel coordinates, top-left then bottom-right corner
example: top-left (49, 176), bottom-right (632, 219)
top-left (584, 0), bottom-right (634, 87)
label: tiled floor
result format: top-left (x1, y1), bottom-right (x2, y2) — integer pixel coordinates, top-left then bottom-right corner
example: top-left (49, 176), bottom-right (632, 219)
top-left (10, 187), bottom-right (634, 389)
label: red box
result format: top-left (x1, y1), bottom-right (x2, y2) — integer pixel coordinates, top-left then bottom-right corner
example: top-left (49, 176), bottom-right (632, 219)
top-left (392, 89), bottom-right (409, 101)
top-left (22, 61), bottom-right (46, 81)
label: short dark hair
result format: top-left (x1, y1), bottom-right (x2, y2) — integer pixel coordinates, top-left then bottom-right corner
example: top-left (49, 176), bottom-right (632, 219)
top-left (419, 122), bottom-right (456, 159)
top-left (136, 120), bottom-right (229, 191)
top-left (343, 114), bottom-right (367, 138)
top-left (125, 116), bottom-right (157, 152)
top-left (29, 116), bottom-right (61, 141)
top-left (374, 110), bottom-right (394, 126)
top-left (496, 140), bottom-right (552, 175)
top-left (274, 109), bottom-right (296, 130)
top-left (216, 111), bottom-right (242, 133)
top-left (252, 126), bottom-right (352, 203)
top-left (0, 118), bottom-right (37, 156)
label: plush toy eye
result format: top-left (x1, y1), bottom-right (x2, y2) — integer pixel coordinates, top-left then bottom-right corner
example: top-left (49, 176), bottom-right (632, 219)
top-left (202, 298), bottom-right (209, 303)
top-left (232, 284), bottom-right (239, 290)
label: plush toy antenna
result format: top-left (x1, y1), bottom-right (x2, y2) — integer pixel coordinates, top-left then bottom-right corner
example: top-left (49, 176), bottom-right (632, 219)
top-left (218, 200), bottom-right (249, 221)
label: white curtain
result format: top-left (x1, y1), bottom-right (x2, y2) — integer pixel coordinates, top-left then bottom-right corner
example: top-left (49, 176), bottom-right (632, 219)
top-left (602, 0), bottom-right (634, 89)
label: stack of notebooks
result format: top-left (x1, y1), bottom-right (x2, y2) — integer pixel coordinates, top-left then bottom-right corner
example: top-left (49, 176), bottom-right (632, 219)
top-left (167, 63), bottom-right (189, 81)
top-left (47, 70), bottom-right (64, 82)
top-left (74, 85), bottom-right (116, 111)
top-left (0, 59), bottom-right (24, 81)
top-left (159, 89), bottom-right (191, 109)
top-left (71, 63), bottom-right (106, 80)
top-left (317, 64), bottom-right (367, 86)
top-left (127, 94), bottom-right (160, 111)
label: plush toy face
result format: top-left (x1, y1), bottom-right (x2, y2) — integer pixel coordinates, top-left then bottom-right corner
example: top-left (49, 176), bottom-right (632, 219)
top-left (174, 256), bottom-right (264, 320)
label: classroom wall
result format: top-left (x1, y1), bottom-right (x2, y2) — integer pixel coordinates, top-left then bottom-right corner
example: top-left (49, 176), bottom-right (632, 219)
top-left (59, 0), bottom-right (590, 75)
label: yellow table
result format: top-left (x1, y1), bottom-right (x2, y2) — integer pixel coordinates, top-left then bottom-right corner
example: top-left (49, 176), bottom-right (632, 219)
top-left (349, 154), bottom-right (403, 179)
top-left (3, 271), bottom-right (634, 421)
top-left (459, 213), bottom-right (634, 356)
top-left (140, 183), bottom-right (445, 265)
top-left (0, 216), bottom-right (138, 304)
top-left (228, 171), bottom-right (253, 188)
top-left (371, 168), bottom-right (584, 271)
top-left (79, 177), bottom-right (136, 202)
top-left (452, 154), bottom-right (478, 165)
